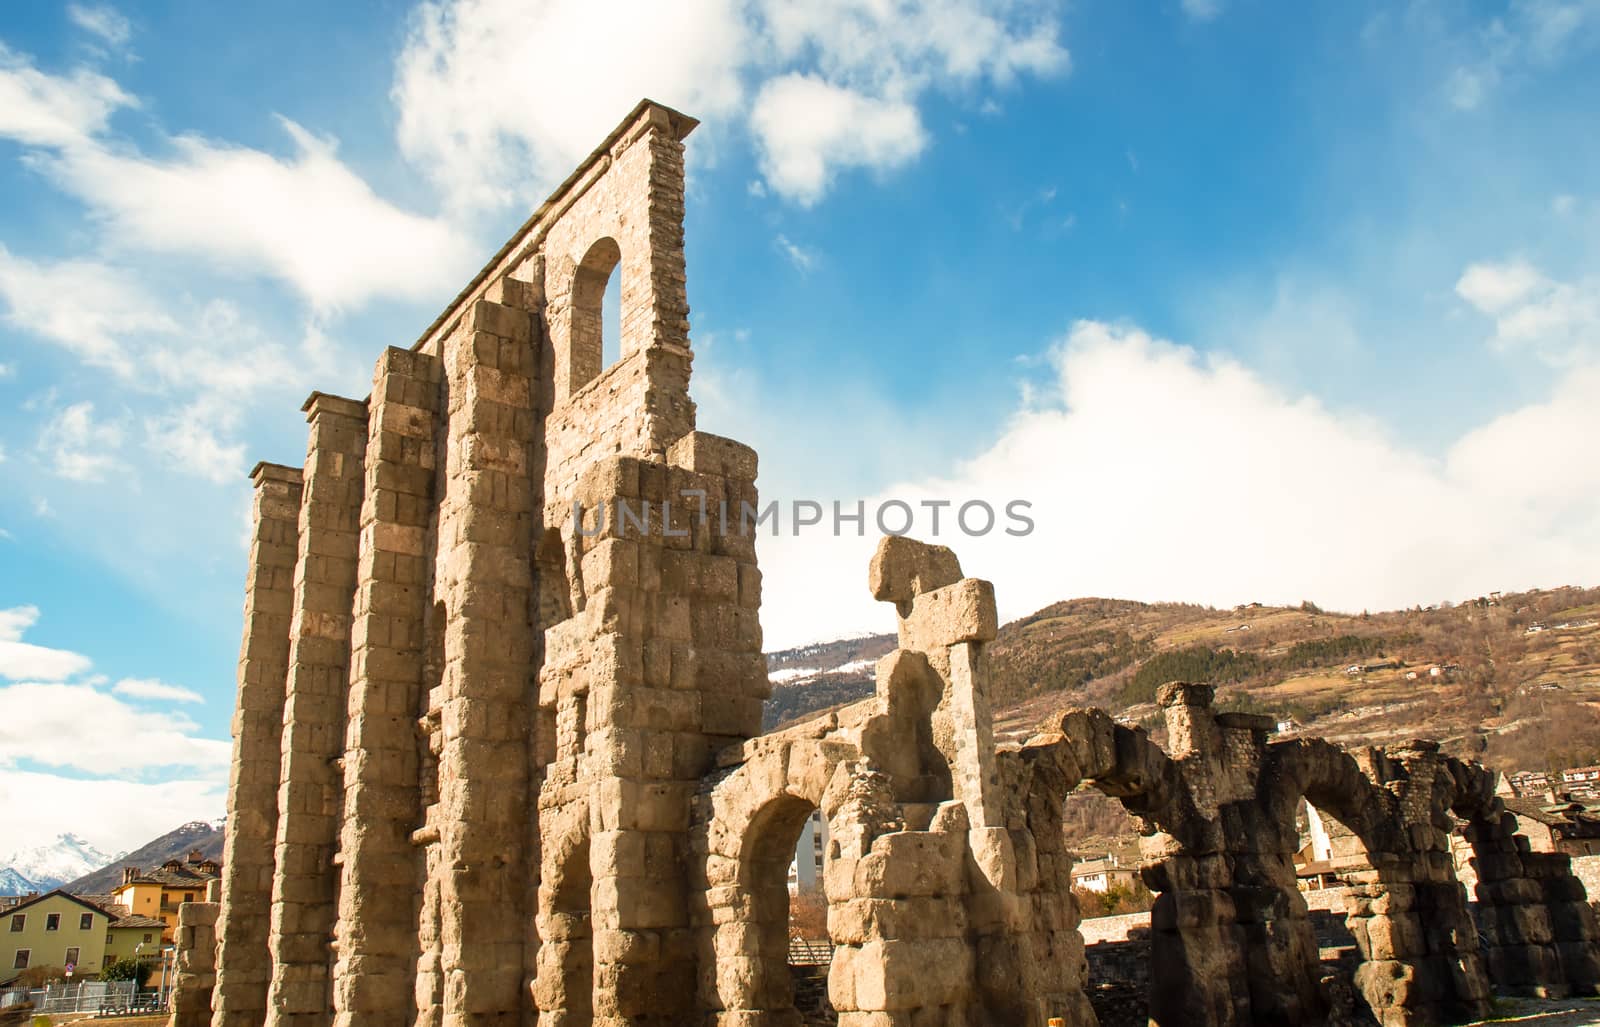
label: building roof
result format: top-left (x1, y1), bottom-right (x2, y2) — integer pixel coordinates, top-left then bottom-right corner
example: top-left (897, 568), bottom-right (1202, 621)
top-left (1071, 859), bottom-right (1137, 878)
top-left (109, 914), bottom-right (166, 930)
top-left (119, 863), bottom-right (218, 889)
top-left (0, 888), bottom-right (115, 920)
top-left (1503, 796), bottom-right (1600, 835)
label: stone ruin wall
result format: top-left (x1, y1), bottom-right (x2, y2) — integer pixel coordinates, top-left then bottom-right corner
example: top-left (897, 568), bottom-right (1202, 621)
top-left (182, 100), bottom-right (1600, 1027)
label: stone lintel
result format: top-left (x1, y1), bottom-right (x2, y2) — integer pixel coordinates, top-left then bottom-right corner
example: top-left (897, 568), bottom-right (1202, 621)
top-left (1216, 712), bottom-right (1278, 734)
top-left (301, 391), bottom-right (368, 420)
top-left (250, 461), bottom-right (303, 486)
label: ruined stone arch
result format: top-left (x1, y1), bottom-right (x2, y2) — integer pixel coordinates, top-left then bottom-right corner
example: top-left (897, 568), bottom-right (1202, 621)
top-left (690, 738), bottom-right (857, 1025)
top-left (1258, 738), bottom-right (1496, 1025)
top-left (1436, 756), bottom-right (1600, 998)
top-left (1008, 708), bottom-right (1199, 1023)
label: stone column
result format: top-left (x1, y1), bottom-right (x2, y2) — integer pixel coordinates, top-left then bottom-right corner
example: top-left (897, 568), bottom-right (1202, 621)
top-left (266, 393), bottom-right (369, 1027)
top-left (173, 900), bottom-right (222, 1027)
top-left (434, 295), bottom-right (539, 1023)
top-left (331, 349), bottom-right (442, 1024)
top-left (212, 463), bottom-right (302, 1027)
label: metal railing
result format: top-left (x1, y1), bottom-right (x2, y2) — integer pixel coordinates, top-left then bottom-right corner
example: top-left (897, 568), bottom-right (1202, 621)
top-left (24, 979), bottom-right (138, 1013)
top-left (788, 935), bottom-right (833, 965)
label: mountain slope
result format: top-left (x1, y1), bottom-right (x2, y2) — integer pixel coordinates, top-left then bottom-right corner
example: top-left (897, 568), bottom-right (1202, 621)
top-left (764, 585), bottom-right (1600, 773)
top-left (65, 820), bottom-right (224, 896)
top-left (0, 834), bottom-right (119, 895)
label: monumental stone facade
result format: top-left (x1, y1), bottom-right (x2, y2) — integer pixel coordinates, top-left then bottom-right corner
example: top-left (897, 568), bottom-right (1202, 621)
top-left (182, 101), bottom-right (1600, 1027)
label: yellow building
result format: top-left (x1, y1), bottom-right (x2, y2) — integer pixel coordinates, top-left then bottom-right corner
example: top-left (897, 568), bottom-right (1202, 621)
top-left (109, 851), bottom-right (220, 942)
top-left (103, 914), bottom-right (166, 973)
top-left (1, 890), bottom-right (113, 984)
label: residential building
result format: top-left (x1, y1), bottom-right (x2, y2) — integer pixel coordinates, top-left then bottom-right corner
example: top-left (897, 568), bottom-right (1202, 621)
top-left (1293, 802), bottom-right (1373, 890)
top-left (1070, 854), bottom-right (1141, 893)
top-left (1500, 798), bottom-right (1600, 857)
top-left (787, 810), bottom-right (828, 894)
top-left (103, 914), bottom-right (167, 972)
top-left (1, 890), bottom-right (114, 985)
top-left (109, 850), bottom-right (221, 941)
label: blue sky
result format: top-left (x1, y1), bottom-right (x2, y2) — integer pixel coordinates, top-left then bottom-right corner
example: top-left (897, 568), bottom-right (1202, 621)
top-left (1, 0), bottom-right (1598, 854)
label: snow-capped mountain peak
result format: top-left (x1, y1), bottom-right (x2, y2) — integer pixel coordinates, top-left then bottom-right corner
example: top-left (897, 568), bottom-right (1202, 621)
top-left (1, 833), bottom-right (122, 895)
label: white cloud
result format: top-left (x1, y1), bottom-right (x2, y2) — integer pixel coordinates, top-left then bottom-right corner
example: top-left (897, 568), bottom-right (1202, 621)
top-left (67, 4), bottom-right (133, 49)
top-left (0, 681), bottom-right (230, 774)
top-left (37, 117), bottom-right (474, 311)
top-left (394, 0), bottom-right (749, 212)
top-left (0, 244), bottom-right (175, 376)
top-left (1456, 259), bottom-right (1600, 366)
top-left (1448, 0), bottom-right (1600, 110)
top-left (747, 321), bottom-right (1600, 649)
top-left (1181, 0), bottom-right (1223, 21)
top-left (0, 249), bottom-right (341, 484)
top-left (774, 233), bottom-right (817, 272)
top-left (749, 75), bottom-right (926, 205)
top-left (759, 0), bottom-right (1065, 87)
top-left (0, 769), bottom-right (224, 857)
top-left (392, 0), bottom-right (1067, 209)
top-left (145, 398), bottom-right (248, 484)
top-left (0, 606), bottom-right (40, 643)
top-left (0, 609), bottom-right (227, 851)
top-left (38, 400), bottom-right (124, 482)
top-left (112, 677), bottom-right (204, 704)
top-left (0, 43), bottom-right (133, 147)
top-left (0, 361), bottom-right (13, 377)
top-left (0, 606), bottom-right (93, 682)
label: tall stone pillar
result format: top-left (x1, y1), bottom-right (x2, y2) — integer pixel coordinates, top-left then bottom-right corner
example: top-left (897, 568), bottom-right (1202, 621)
top-left (213, 463), bottom-right (303, 1027)
top-left (332, 349), bottom-right (442, 1024)
top-left (434, 295), bottom-right (539, 1023)
top-left (266, 393), bottom-right (369, 1027)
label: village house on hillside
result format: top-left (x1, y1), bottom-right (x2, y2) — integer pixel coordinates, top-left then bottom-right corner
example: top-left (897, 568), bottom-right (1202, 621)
top-left (1071, 854), bottom-right (1142, 893)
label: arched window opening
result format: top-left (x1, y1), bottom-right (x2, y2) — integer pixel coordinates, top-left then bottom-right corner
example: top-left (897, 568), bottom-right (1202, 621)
top-left (569, 237), bottom-right (622, 395)
top-left (538, 832), bottom-right (593, 1022)
top-left (602, 264), bottom-right (622, 370)
top-left (535, 528), bottom-right (573, 626)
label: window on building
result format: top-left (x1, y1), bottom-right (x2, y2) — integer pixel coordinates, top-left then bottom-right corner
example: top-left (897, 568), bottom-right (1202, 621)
top-left (566, 236), bottom-right (623, 395)
top-left (79, 913), bottom-right (93, 930)
top-left (143, 933), bottom-right (153, 944)
top-left (102, 955), bottom-right (111, 967)
top-left (12, 949), bottom-right (28, 969)
top-left (183, 892), bottom-right (194, 903)
top-left (64, 947), bottom-right (79, 967)
top-left (45, 913), bottom-right (60, 931)
top-left (106, 933), bottom-right (112, 943)
top-left (8, 915), bottom-right (22, 932)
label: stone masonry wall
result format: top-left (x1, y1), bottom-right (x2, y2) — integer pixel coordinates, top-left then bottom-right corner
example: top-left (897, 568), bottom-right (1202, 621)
top-left (201, 99), bottom-right (1600, 1027)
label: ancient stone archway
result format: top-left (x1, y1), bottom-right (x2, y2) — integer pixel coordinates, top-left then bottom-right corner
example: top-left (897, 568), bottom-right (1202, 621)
top-left (1262, 738), bottom-right (1427, 1025)
top-left (1445, 761), bottom-right (1600, 999)
top-left (691, 737), bottom-right (854, 1025)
